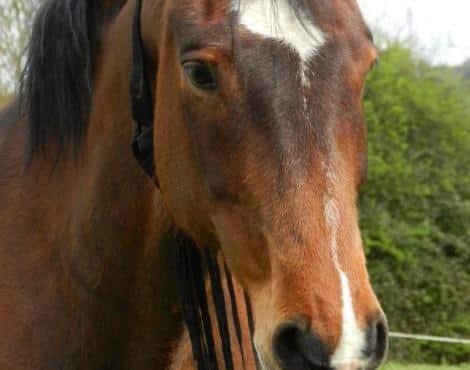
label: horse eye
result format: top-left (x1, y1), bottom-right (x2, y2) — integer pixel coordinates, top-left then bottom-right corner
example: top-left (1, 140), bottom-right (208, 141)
top-left (183, 60), bottom-right (217, 91)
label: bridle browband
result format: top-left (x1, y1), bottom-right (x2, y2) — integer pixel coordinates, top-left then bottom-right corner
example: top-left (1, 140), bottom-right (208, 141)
top-left (129, 1), bottom-right (257, 369)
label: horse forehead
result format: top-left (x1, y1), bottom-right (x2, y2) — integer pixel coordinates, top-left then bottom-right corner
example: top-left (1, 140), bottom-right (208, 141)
top-left (179, 0), bottom-right (328, 62)
top-left (234, 0), bottom-right (325, 62)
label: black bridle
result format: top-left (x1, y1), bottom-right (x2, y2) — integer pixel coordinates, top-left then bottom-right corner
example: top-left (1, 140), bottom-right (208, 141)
top-left (130, 0), bottom-right (156, 183)
top-left (129, 1), bottom-right (256, 369)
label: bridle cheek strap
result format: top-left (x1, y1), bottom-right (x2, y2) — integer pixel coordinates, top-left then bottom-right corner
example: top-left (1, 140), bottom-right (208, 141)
top-left (129, 2), bottom-right (259, 369)
top-left (130, 0), bottom-right (158, 186)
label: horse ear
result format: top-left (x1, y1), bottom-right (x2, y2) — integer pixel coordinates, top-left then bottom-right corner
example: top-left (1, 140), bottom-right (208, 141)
top-left (21, 0), bottom-right (125, 160)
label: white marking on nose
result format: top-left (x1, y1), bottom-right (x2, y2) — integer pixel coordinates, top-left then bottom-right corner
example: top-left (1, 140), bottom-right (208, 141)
top-left (331, 271), bottom-right (366, 368)
top-left (234, 0), bottom-right (325, 85)
top-left (253, 341), bottom-right (269, 370)
top-left (324, 168), bottom-right (366, 368)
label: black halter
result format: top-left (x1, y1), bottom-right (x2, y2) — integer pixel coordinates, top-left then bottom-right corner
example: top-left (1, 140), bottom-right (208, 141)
top-left (130, 0), bottom-right (157, 184)
top-left (129, 2), bottom-right (257, 369)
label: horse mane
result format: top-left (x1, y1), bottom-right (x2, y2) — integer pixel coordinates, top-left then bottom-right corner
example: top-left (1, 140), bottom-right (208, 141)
top-left (20, 0), bottom-right (124, 160)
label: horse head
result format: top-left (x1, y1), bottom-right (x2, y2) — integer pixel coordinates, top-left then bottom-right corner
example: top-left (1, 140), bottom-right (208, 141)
top-left (138, 0), bottom-right (387, 369)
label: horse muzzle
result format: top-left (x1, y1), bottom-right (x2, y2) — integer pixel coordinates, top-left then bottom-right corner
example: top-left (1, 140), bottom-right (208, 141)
top-left (270, 313), bottom-right (388, 370)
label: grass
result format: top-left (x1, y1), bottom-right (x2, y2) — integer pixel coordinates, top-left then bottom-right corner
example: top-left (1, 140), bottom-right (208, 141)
top-left (382, 363), bottom-right (470, 370)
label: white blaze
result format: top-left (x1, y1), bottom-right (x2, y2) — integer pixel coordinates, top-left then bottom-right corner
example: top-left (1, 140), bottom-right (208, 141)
top-left (324, 169), bottom-right (366, 368)
top-left (233, 2), bottom-right (365, 366)
top-left (331, 271), bottom-right (367, 368)
top-left (234, 0), bottom-right (325, 84)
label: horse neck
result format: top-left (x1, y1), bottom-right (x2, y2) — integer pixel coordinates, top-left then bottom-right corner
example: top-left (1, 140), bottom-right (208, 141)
top-left (57, 6), bottom-right (186, 368)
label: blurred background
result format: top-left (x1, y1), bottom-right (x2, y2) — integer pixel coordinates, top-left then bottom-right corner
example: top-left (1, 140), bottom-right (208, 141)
top-left (357, 1), bottom-right (470, 368)
top-left (0, 0), bottom-right (469, 368)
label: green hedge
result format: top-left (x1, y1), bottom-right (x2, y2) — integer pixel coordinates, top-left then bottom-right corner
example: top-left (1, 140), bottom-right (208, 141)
top-left (360, 44), bottom-right (470, 364)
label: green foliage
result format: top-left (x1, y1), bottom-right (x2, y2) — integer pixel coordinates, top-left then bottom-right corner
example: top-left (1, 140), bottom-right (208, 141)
top-left (361, 44), bottom-right (470, 364)
top-left (0, 0), bottom-right (39, 93)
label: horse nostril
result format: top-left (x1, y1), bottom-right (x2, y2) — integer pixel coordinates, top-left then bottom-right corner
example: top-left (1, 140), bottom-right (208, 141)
top-left (365, 314), bottom-right (389, 367)
top-left (273, 319), bottom-right (331, 370)
top-left (375, 316), bottom-right (389, 362)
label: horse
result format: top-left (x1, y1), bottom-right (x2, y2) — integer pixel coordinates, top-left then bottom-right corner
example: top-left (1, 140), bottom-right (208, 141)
top-left (0, 0), bottom-right (388, 369)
